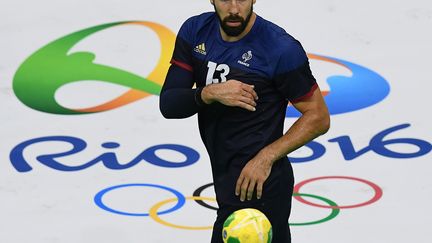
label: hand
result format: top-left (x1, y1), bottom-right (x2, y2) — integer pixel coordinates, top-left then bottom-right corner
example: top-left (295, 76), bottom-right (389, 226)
top-left (201, 80), bottom-right (258, 111)
top-left (235, 154), bottom-right (273, 201)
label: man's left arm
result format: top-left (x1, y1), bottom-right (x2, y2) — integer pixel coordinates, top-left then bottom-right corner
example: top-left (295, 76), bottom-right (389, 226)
top-left (235, 87), bottom-right (330, 201)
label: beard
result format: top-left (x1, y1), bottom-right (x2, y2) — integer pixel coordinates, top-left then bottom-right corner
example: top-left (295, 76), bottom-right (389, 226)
top-left (214, 5), bottom-right (253, 37)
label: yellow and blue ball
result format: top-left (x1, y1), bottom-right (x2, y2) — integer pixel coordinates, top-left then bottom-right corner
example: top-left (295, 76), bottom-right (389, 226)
top-left (222, 208), bottom-right (272, 243)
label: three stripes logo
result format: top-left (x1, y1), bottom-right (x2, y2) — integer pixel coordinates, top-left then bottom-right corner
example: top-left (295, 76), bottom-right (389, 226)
top-left (194, 43), bottom-right (207, 55)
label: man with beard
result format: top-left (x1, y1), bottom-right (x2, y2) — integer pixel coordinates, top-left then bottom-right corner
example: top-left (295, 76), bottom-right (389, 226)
top-left (159, 0), bottom-right (330, 242)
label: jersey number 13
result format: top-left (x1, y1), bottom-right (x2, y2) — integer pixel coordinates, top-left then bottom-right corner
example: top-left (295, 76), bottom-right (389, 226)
top-left (206, 61), bottom-right (230, 85)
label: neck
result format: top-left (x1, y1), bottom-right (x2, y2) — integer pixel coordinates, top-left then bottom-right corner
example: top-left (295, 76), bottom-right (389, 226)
top-left (220, 12), bottom-right (257, 42)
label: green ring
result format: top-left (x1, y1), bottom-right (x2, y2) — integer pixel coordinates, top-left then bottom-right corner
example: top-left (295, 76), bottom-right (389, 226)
top-left (289, 193), bottom-right (340, 226)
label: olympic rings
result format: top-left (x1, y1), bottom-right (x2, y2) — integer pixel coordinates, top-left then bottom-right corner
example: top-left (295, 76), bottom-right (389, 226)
top-left (94, 183), bottom-right (185, 216)
top-left (191, 184), bottom-right (341, 226)
top-left (94, 176), bottom-right (383, 229)
top-left (192, 183), bottom-right (218, 211)
top-left (149, 196), bottom-right (216, 230)
top-left (293, 176), bottom-right (383, 209)
top-left (289, 193), bottom-right (339, 226)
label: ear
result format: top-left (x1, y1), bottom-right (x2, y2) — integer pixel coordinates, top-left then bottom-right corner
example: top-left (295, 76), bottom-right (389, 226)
top-left (253, 0), bottom-right (256, 4)
top-left (210, 0), bottom-right (214, 5)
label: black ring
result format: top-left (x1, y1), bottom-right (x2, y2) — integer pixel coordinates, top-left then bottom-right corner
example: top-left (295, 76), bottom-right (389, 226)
top-left (192, 183), bottom-right (218, 211)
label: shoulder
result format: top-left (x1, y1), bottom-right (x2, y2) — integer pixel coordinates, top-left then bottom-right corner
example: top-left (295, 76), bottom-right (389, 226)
top-left (258, 17), bottom-right (301, 50)
top-left (178, 12), bottom-right (216, 38)
top-left (258, 17), bottom-right (308, 72)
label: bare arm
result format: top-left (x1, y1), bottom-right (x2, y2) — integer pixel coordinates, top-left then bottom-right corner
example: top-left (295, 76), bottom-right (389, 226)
top-left (260, 87), bottom-right (330, 161)
top-left (235, 87), bottom-right (330, 201)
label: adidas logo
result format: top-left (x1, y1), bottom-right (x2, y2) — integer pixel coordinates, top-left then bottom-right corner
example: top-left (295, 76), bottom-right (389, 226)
top-left (194, 43), bottom-right (207, 55)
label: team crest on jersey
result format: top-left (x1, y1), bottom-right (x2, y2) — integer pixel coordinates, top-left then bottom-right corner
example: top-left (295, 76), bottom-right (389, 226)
top-left (238, 50), bottom-right (252, 67)
top-left (194, 43), bottom-right (207, 55)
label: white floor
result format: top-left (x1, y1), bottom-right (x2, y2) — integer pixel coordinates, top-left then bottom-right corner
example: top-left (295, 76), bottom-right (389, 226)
top-left (1, 0), bottom-right (431, 242)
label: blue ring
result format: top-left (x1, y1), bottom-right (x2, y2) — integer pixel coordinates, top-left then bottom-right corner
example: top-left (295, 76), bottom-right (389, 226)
top-left (94, 183), bottom-right (186, 217)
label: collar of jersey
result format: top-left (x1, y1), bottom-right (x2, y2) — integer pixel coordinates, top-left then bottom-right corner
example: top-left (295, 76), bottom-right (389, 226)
top-left (215, 14), bottom-right (262, 47)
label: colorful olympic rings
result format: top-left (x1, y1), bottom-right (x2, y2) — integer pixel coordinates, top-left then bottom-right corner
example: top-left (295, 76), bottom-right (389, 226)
top-left (192, 183), bottom-right (218, 211)
top-left (94, 176), bottom-right (383, 229)
top-left (293, 176), bottom-right (383, 209)
top-left (149, 196), bottom-right (216, 230)
top-left (94, 183), bottom-right (185, 216)
top-left (289, 193), bottom-right (339, 226)
top-left (191, 184), bottom-right (341, 226)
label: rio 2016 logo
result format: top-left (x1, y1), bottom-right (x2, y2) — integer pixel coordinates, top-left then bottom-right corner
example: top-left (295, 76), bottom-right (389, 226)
top-left (13, 21), bottom-right (174, 115)
top-left (13, 21), bottom-right (390, 116)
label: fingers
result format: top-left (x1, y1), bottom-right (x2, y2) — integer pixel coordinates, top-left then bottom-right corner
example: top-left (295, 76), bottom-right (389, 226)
top-left (237, 102), bottom-right (256, 112)
top-left (247, 179), bottom-right (256, 201)
top-left (238, 178), bottom-right (260, 201)
top-left (235, 156), bottom-right (272, 202)
top-left (236, 176), bottom-right (250, 202)
top-left (238, 96), bottom-right (257, 111)
top-left (235, 174), bottom-right (244, 197)
top-left (240, 178), bottom-right (250, 202)
top-left (241, 90), bottom-right (255, 102)
top-left (236, 174), bottom-right (262, 201)
top-left (241, 83), bottom-right (259, 101)
top-left (237, 85), bottom-right (257, 111)
top-left (256, 181), bottom-right (263, 200)
top-left (215, 80), bottom-right (259, 111)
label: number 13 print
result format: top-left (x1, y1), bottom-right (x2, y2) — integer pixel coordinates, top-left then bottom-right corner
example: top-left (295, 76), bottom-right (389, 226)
top-left (206, 61), bottom-right (230, 85)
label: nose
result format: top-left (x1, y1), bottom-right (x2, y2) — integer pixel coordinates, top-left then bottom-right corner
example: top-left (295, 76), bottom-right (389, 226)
top-left (228, 0), bottom-right (240, 15)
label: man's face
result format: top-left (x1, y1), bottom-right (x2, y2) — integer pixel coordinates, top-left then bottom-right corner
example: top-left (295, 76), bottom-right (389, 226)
top-left (212, 0), bottom-right (255, 37)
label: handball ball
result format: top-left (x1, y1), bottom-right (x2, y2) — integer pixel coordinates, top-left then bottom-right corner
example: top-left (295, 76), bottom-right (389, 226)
top-left (222, 208), bottom-right (272, 243)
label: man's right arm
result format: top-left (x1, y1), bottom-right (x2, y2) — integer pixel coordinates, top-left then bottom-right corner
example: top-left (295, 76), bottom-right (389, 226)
top-left (159, 64), bottom-right (204, 119)
top-left (160, 64), bottom-right (259, 118)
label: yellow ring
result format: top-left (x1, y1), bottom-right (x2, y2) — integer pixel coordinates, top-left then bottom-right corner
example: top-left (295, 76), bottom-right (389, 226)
top-left (149, 196), bottom-right (216, 230)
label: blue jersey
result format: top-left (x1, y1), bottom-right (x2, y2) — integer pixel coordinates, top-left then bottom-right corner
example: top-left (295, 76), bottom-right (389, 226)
top-left (171, 12), bottom-right (317, 205)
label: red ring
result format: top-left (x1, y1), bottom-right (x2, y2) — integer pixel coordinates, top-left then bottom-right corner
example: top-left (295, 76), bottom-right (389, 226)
top-left (293, 176), bottom-right (383, 209)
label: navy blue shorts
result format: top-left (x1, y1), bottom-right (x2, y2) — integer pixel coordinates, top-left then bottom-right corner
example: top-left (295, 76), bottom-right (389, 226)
top-left (210, 161), bottom-right (294, 243)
